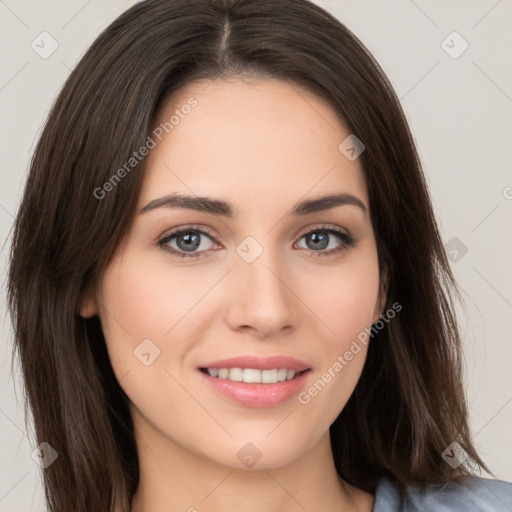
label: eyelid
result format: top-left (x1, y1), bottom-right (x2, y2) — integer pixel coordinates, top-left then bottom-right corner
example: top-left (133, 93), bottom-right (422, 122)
top-left (296, 222), bottom-right (350, 239)
top-left (157, 223), bottom-right (357, 259)
top-left (294, 224), bottom-right (357, 258)
top-left (157, 225), bottom-right (221, 260)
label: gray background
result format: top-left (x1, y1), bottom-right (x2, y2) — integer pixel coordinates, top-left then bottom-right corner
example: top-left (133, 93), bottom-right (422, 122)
top-left (1, 1), bottom-right (511, 510)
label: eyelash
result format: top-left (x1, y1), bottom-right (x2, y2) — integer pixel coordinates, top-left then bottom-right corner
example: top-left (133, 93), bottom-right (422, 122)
top-left (157, 224), bottom-right (357, 260)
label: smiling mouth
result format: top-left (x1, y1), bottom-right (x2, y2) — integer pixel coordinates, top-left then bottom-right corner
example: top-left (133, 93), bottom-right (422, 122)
top-left (199, 367), bottom-right (309, 384)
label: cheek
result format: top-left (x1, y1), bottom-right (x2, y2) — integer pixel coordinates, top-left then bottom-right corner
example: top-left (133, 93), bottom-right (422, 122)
top-left (295, 246), bottom-right (379, 411)
top-left (99, 253), bottom-right (200, 345)
top-left (97, 248), bottom-right (225, 392)
top-left (302, 245), bottom-right (380, 348)
top-left (96, 253), bottom-right (175, 376)
top-left (332, 267), bottom-right (379, 338)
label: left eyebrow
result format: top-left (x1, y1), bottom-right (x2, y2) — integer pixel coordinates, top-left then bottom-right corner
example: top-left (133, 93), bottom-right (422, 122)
top-left (139, 192), bottom-right (367, 217)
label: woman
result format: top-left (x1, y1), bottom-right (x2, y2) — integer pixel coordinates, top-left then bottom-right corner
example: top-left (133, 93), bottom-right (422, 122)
top-left (7, 0), bottom-right (512, 511)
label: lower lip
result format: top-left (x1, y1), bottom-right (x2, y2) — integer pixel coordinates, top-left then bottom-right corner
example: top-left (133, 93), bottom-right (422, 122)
top-left (198, 369), bottom-right (312, 408)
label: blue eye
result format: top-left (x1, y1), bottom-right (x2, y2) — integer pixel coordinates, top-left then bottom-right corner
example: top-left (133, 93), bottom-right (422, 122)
top-left (157, 227), bottom-right (219, 260)
top-left (157, 224), bottom-right (357, 260)
top-left (295, 225), bottom-right (357, 257)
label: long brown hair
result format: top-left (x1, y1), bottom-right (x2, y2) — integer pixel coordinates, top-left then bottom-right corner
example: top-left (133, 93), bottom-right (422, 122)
top-left (7, 0), bottom-right (491, 510)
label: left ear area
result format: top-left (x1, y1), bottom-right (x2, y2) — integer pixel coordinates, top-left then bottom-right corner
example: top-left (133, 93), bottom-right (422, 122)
top-left (78, 285), bottom-right (99, 318)
top-left (372, 268), bottom-right (389, 324)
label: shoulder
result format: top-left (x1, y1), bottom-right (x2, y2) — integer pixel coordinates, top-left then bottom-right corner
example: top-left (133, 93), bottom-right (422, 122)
top-left (372, 475), bottom-right (512, 512)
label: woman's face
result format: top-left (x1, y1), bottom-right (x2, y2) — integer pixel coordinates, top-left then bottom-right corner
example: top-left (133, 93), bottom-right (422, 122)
top-left (81, 77), bottom-right (386, 470)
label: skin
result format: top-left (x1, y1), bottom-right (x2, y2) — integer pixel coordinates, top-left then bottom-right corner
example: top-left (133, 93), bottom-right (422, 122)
top-left (81, 77), bottom-right (386, 512)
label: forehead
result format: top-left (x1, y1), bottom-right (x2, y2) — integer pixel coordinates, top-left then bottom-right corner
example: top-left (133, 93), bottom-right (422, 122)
top-left (139, 78), bottom-right (368, 213)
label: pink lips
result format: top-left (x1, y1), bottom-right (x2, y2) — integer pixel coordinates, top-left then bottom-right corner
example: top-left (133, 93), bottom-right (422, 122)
top-left (197, 355), bottom-right (312, 408)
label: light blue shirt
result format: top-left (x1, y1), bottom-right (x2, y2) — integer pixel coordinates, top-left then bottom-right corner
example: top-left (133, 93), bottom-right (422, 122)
top-left (373, 476), bottom-right (512, 511)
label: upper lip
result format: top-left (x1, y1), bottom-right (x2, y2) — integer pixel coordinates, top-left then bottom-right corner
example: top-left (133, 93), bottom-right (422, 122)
top-left (199, 355), bottom-right (311, 372)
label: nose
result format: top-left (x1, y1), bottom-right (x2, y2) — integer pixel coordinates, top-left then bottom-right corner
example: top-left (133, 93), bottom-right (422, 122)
top-left (225, 246), bottom-right (296, 338)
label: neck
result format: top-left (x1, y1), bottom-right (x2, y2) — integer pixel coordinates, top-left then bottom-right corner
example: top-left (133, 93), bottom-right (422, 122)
top-left (129, 411), bottom-right (374, 512)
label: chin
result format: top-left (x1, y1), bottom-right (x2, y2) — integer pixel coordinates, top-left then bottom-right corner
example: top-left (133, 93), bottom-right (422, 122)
top-left (204, 434), bottom-right (314, 471)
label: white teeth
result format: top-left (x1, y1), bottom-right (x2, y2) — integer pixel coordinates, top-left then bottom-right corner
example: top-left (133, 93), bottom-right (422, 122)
top-left (208, 368), bottom-right (219, 378)
top-left (206, 367), bottom-right (301, 384)
top-left (229, 368), bottom-right (243, 381)
top-left (261, 369), bottom-right (278, 383)
top-left (277, 368), bottom-right (288, 381)
top-left (243, 368), bottom-right (261, 383)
